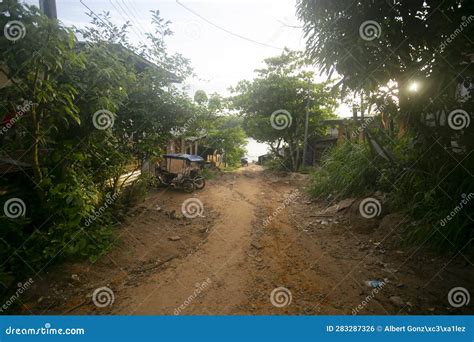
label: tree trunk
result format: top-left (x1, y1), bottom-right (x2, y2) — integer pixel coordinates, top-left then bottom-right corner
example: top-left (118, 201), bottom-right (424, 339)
top-left (30, 109), bottom-right (46, 203)
top-left (396, 74), bottom-right (412, 137)
top-left (295, 143), bottom-right (300, 171)
top-left (288, 141), bottom-right (297, 172)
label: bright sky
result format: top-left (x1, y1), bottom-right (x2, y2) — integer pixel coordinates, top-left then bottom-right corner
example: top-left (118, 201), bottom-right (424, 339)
top-left (23, 0), bottom-right (306, 97)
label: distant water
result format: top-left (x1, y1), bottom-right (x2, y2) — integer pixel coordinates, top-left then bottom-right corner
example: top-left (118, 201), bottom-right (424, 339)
top-left (245, 138), bottom-right (269, 162)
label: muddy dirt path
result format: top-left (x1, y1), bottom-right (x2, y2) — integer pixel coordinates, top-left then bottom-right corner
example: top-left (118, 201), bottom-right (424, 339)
top-left (114, 166), bottom-right (262, 315)
top-left (23, 164), bottom-right (472, 315)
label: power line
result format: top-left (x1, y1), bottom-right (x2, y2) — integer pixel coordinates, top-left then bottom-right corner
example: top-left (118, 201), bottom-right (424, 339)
top-left (108, 0), bottom-right (146, 43)
top-left (79, 0), bottom-right (169, 71)
top-left (117, 0), bottom-right (149, 40)
top-left (175, 0), bottom-right (284, 51)
top-left (80, 0), bottom-right (146, 45)
top-left (129, 0), bottom-right (151, 35)
top-left (276, 19), bottom-right (303, 29)
top-left (79, 0), bottom-right (114, 30)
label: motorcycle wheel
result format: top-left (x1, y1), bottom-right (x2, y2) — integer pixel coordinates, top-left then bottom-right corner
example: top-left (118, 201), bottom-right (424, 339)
top-left (182, 180), bottom-right (195, 193)
top-left (194, 177), bottom-right (206, 190)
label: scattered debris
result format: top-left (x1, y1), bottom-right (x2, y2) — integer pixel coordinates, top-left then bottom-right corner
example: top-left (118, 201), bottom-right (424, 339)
top-left (325, 198), bottom-right (356, 213)
top-left (251, 241), bottom-right (263, 250)
top-left (309, 213), bottom-right (334, 218)
top-left (364, 280), bottom-right (385, 288)
top-left (71, 274), bottom-right (80, 282)
top-left (168, 236), bottom-right (181, 241)
top-left (390, 296), bottom-right (405, 307)
top-left (198, 227), bottom-right (208, 233)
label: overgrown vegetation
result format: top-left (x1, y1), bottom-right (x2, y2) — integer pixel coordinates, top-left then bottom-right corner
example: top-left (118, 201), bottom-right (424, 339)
top-left (0, 0), bottom-right (245, 295)
top-left (298, 0), bottom-right (473, 251)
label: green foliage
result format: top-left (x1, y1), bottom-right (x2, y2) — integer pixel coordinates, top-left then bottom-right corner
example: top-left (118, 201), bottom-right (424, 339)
top-left (299, 0), bottom-right (473, 252)
top-left (262, 155), bottom-right (292, 172)
top-left (296, 0), bottom-right (473, 141)
top-left (201, 168), bottom-right (217, 180)
top-left (308, 142), bottom-right (380, 199)
top-left (388, 142), bottom-right (474, 251)
top-left (115, 176), bottom-right (149, 214)
top-left (231, 49), bottom-right (338, 171)
top-left (296, 0), bottom-right (473, 92)
top-left (0, 1), bottom-right (199, 291)
top-left (193, 90), bottom-right (208, 105)
top-left (308, 138), bottom-right (474, 251)
top-left (204, 116), bottom-right (247, 167)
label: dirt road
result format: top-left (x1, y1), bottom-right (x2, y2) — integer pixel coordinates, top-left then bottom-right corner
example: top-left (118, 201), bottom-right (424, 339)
top-left (114, 166), bottom-right (261, 315)
top-left (22, 165), bottom-right (472, 315)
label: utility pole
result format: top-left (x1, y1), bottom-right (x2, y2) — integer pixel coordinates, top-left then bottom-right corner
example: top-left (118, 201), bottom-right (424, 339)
top-left (39, 0), bottom-right (57, 19)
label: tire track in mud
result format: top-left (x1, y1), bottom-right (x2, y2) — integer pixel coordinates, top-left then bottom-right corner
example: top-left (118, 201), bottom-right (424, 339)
top-left (108, 166), bottom-right (263, 315)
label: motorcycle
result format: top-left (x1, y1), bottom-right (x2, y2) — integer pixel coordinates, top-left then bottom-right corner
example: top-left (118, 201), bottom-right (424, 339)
top-left (155, 154), bottom-right (206, 193)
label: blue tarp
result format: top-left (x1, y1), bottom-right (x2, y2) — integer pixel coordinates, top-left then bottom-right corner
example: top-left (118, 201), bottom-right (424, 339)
top-left (163, 153), bottom-right (204, 162)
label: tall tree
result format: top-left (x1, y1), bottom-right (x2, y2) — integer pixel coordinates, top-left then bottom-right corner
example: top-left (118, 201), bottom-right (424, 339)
top-left (231, 50), bottom-right (337, 171)
top-left (296, 0), bottom-right (474, 135)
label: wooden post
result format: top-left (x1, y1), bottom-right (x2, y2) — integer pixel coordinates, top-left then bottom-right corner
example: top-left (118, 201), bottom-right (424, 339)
top-left (337, 123), bottom-right (344, 145)
top-left (39, 0), bottom-right (57, 19)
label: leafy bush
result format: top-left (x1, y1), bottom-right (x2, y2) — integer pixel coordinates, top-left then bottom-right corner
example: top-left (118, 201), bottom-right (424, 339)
top-left (308, 138), bottom-right (474, 252)
top-left (262, 155), bottom-right (293, 172)
top-left (114, 177), bottom-right (149, 215)
top-left (201, 168), bottom-right (218, 180)
top-left (0, 2), bottom-right (192, 291)
top-left (308, 142), bottom-right (381, 199)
